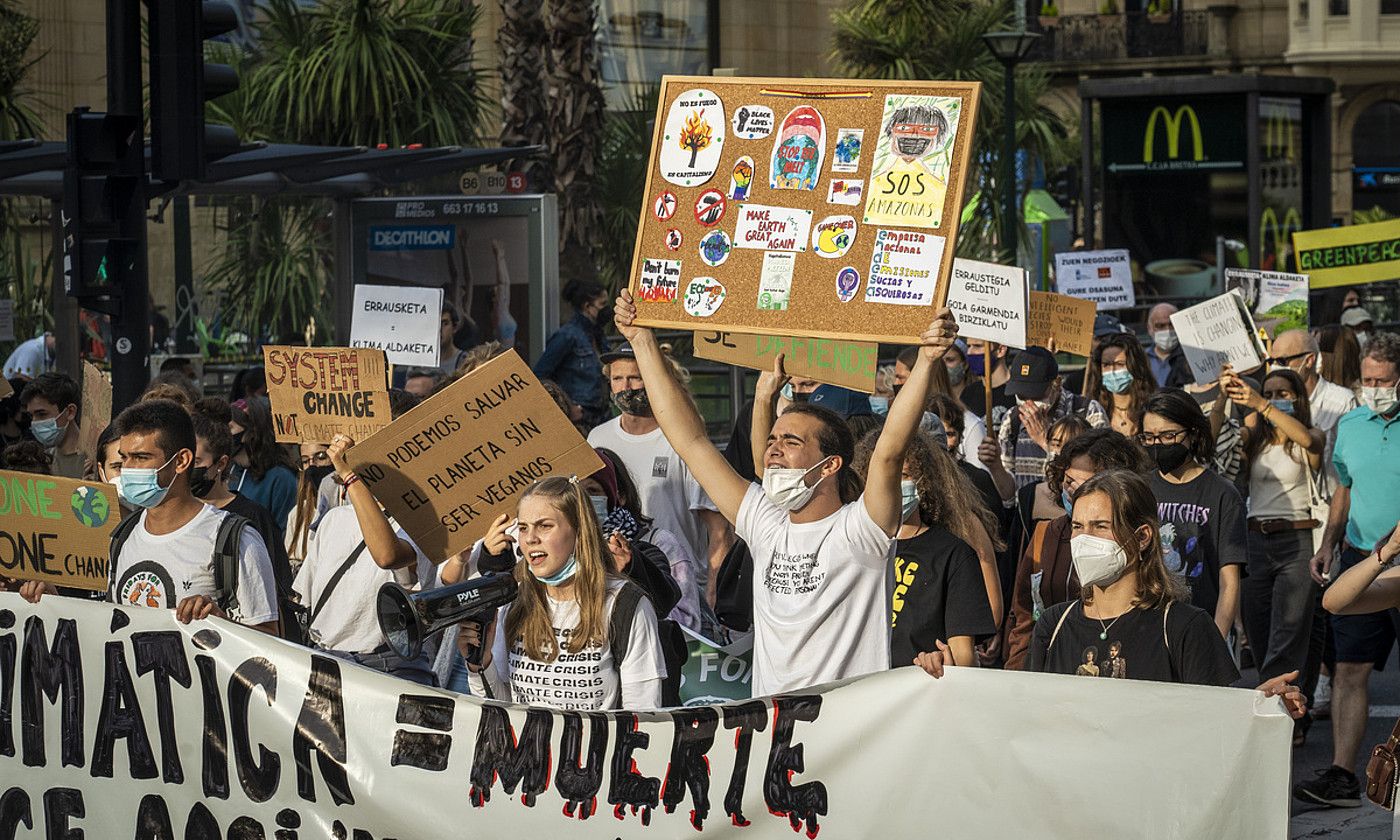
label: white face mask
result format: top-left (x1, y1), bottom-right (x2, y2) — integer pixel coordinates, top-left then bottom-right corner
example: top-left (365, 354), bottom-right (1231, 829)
top-left (1361, 384), bottom-right (1399, 416)
top-left (762, 455), bottom-right (833, 513)
top-left (1152, 330), bottom-right (1179, 353)
top-left (900, 479), bottom-right (919, 522)
top-left (1069, 534), bottom-right (1130, 589)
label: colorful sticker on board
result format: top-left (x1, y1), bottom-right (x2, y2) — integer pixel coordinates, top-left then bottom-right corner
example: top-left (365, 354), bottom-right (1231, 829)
top-left (836, 266), bottom-right (861, 302)
top-left (733, 204), bottom-right (813, 252)
top-left (827, 179), bottom-right (863, 206)
top-left (638, 258), bottom-right (682, 302)
top-left (866, 229), bottom-right (945, 306)
top-left (769, 106), bottom-right (826, 191)
top-left (864, 94), bottom-right (960, 229)
top-left (731, 105), bottom-right (774, 139)
top-left (694, 190), bottom-right (727, 227)
top-left (812, 215), bottom-right (857, 259)
top-left (832, 128), bottom-right (864, 173)
top-left (757, 252), bottom-right (797, 311)
top-left (653, 190), bottom-right (678, 221)
top-left (698, 230), bottom-right (732, 267)
top-left (659, 88), bottom-right (726, 187)
top-left (683, 278), bottom-right (726, 317)
top-left (728, 156), bottom-right (755, 201)
top-left (665, 228), bottom-right (683, 251)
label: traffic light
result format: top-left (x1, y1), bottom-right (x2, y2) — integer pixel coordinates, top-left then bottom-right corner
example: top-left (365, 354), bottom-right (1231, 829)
top-left (61, 109), bottom-right (142, 312)
top-left (148, 1), bottom-right (240, 182)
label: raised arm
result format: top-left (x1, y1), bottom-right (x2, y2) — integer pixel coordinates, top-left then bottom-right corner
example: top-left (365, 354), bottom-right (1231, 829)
top-left (750, 356), bottom-right (787, 479)
top-left (331, 433), bottom-right (419, 570)
top-left (1324, 522), bottom-right (1400, 615)
top-left (1223, 367), bottom-right (1324, 468)
top-left (864, 309), bottom-right (959, 535)
top-left (614, 290), bottom-right (751, 523)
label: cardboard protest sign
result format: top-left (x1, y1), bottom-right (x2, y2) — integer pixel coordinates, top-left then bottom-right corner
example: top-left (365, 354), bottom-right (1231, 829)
top-left (0, 375), bottom-right (11, 400)
top-left (345, 350), bottom-right (602, 560)
top-left (1170, 290), bottom-right (1268, 385)
top-left (263, 346), bottom-right (392, 444)
top-left (694, 331), bottom-right (878, 392)
top-left (1054, 249), bottom-right (1135, 310)
top-left (629, 76), bottom-right (982, 344)
top-left (76, 361), bottom-right (111, 462)
top-left (1026, 291), bottom-right (1096, 357)
top-left (946, 258), bottom-right (1028, 349)
top-left (1224, 268), bottom-right (1310, 338)
top-left (350, 283), bottom-right (443, 367)
top-left (0, 470), bottom-right (118, 590)
top-left (1294, 218), bottom-right (1400, 288)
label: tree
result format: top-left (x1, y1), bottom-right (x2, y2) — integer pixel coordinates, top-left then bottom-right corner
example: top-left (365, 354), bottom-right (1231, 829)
top-left (202, 0), bottom-right (492, 341)
top-left (498, 0), bottom-right (551, 187)
top-left (547, 0), bottom-right (607, 282)
top-left (831, 0), bottom-right (1071, 261)
top-left (0, 1), bottom-right (44, 355)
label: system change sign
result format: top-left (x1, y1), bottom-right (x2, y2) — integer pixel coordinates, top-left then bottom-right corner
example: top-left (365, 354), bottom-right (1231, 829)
top-left (263, 346), bottom-right (392, 444)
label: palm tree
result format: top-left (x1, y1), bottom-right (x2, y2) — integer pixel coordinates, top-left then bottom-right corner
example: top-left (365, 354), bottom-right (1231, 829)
top-left (203, 0), bottom-right (492, 341)
top-left (832, 0), bottom-right (1071, 260)
top-left (498, 0), bottom-right (551, 187)
top-left (546, 0), bottom-right (606, 282)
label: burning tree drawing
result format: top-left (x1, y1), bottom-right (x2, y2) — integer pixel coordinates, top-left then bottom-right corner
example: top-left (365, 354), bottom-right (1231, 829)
top-left (678, 111), bottom-right (713, 168)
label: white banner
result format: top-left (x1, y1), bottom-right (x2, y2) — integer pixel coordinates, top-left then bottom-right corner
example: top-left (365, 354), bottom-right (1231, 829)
top-left (350, 283), bottom-right (444, 368)
top-left (0, 594), bottom-right (1291, 839)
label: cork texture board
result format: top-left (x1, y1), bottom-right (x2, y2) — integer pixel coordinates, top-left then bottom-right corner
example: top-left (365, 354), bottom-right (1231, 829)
top-left (628, 75), bottom-right (981, 345)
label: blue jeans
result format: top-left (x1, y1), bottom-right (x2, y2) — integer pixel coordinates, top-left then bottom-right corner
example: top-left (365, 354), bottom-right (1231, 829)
top-left (444, 651), bottom-right (474, 695)
top-left (329, 645), bottom-right (436, 687)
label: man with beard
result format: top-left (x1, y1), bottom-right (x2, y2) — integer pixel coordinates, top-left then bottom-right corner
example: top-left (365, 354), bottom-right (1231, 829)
top-left (588, 345), bottom-right (733, 602)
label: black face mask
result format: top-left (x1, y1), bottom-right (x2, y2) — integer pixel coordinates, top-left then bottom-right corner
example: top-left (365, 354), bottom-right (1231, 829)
top-left (189, 466), bottom-right (216, 499)
top-left (891, 383), bottom-right (903, 399)
top-left (230, 431), bottom-right (245, 455)
top-left (303, 464), bottom-right (335, 488)
top-left (612, 387), bottom-right (652, 417)
top-left (790, 391), bottom-right (810, 404)
top-left (1147, 442), bottom-right (1192, 474)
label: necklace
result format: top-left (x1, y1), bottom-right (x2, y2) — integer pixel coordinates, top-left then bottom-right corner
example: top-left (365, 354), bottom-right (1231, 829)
top-left (1084, 602), bottom-right (1125, 640)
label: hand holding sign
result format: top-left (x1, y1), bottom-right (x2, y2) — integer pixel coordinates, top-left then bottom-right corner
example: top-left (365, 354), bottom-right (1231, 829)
top-left (1170, 291), bottom-right (1267, 385)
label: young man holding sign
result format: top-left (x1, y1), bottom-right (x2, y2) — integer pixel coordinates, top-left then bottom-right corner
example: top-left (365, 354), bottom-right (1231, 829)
top-left (612, 290), bottom-right (959, 695)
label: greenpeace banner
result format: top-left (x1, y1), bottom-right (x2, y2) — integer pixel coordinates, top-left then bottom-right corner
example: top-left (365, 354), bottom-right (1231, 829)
top-left (1, 595), bottom-right (1292, 839)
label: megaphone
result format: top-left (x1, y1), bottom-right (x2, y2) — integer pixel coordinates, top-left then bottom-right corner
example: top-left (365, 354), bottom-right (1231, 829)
top-left (376, 573), bottom-right (519, 660)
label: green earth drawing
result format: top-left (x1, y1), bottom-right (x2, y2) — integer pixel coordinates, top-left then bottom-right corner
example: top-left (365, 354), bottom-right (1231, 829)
top-left (70, 486), bottom-right (110, 527)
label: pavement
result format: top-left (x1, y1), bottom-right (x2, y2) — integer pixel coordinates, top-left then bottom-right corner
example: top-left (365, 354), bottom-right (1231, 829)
top-left (1279, 659), bottom-right (1399, 838)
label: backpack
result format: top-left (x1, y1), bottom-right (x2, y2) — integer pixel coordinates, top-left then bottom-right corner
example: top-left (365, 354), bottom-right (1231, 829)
top-left (607, 580), bottom-right (686, 707)
top-left (108, 511), bottom-right (253, 631)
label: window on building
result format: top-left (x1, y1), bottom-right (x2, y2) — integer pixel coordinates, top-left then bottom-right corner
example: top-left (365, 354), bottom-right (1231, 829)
top-left (598, 1), bottom-right (712, 110)
top-left (1297, 0), bottom-right (1308, 18)
top-left (1381, 0), bottom-right (1400, 14)
top-left (1327, 0), bottom-right (1348, 15)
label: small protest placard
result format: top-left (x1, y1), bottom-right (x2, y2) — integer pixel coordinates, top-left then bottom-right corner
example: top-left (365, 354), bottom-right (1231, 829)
top-left (1054, 249), bottom-right (1135, 310)
top-left (1026, 291), bottom-right (1097, 357)
top-left (77, 361), bottom-right (111, 463)
top-left (1170, 290), bottom-right (1268, 385)
top-left (1224, 268), bottom-right (1310, 338)
top-left (344, 350), bottom-right (602, 560)
top-left (946, 258), bottom-right (1028, 349)
top-left (1293, 218), bottom-right (1400, 288)
top-left (263, 346), bottom-right (391, 444)
top-left (0, 469), bottom-right (119, 590)
top-left (350, 283), bottom-right (443, 368)
top-left (694, 331), bottom-right (878, 393)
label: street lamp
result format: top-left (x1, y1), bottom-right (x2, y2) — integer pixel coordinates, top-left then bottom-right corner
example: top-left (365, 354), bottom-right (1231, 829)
top-left (982, 30), bottom-right (1041, 262)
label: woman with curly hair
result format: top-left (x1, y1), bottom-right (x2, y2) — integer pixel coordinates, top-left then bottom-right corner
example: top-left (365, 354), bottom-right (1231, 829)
top-left (853, 430), bottom-right (998, 669)
top-left (1087, 332), bottom-right (1157, 438)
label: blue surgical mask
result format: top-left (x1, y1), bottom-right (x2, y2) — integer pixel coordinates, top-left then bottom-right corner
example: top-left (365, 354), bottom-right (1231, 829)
top-left (533, 554), bottom-right (578, 586)
top-left (1101, 369), bottom-right (1134, 394)
top-left (589, 494), bottom-right (610, 524)
top-left (30, 416), bottom-right (65, 447)
top-left (869, 396), bottom-right (889, 417)
top-left (115, 452), bottom-right (180, 509)
top-left (900, 479), bottom-right (920, 521)
top-left (1061, 488), bottom-right (1074, 517)
top-left (1269, 399), bottom-right (1294, 416)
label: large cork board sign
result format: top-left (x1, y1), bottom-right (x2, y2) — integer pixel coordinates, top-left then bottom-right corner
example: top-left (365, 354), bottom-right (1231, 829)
top-left (629, 76), bottom-right (981, 345)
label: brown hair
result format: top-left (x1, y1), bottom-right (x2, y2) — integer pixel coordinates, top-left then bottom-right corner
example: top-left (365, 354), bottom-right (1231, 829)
top-left (1046, 428), bottom-right (1149, 496)
top-left (1243, 367), bottom-right (1313, 468)
top-left (1072, 469), bottom-right (1188, 609)
top-left (1317, 324), bottom-right (1361, 389)
top-left (1087, 333), bottom-right (1156, 421)
top-left (504, 476), bottom-right (617, 661)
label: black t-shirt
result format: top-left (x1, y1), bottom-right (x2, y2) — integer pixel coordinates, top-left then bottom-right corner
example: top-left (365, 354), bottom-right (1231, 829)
top-left (223, 493), bottom-right (293, 597)
top-left (1029, 600), bottom-right (1239, 686)
top-left (961, 380), bottom-right (1016, 422)
top-left (1148, 469), bottom-right (1248, 615)
top-left (890, 525), bottom-right (997, 668)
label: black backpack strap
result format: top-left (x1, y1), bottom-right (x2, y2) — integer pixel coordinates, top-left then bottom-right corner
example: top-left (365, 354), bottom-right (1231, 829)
top-left (309, 541), bottom-right (368, 629)
top-left (212, 513), bottom-right (249, 616)
top-left (608, 581), bottom-right (647, 671)
top-left (106, 513), bottom-right (144, 599)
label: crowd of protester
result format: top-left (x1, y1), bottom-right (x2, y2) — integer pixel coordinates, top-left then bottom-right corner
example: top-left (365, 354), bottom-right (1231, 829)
top-left (3, 285), bottom-right (1398, 812)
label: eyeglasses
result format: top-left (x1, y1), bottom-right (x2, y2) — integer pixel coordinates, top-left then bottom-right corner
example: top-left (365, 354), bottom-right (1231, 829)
top-left (1135, 429), bottom-right (1189, 446)
top-left (300, 452), bottom-right (331, 468)
top-left (1264, 351), bottom-right (1309, 367)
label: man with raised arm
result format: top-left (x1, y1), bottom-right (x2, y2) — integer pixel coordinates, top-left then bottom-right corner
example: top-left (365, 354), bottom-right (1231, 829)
top-left (614, 290), bottom-right (958, 694)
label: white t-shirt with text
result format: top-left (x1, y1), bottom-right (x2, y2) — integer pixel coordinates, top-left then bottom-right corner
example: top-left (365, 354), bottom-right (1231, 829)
top-left (110, 504), bottom-right (279, 626)
top-left (737, 484), bottom-right (894, 696)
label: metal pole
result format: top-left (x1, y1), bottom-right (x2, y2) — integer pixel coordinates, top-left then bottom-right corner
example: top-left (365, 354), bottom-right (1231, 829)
top-left (106, 0), bottom-right (149, 410)
top-left (172, 196), bottom-right (197, 354)
top-left (1003, 57), bottom-right (1018, 263)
